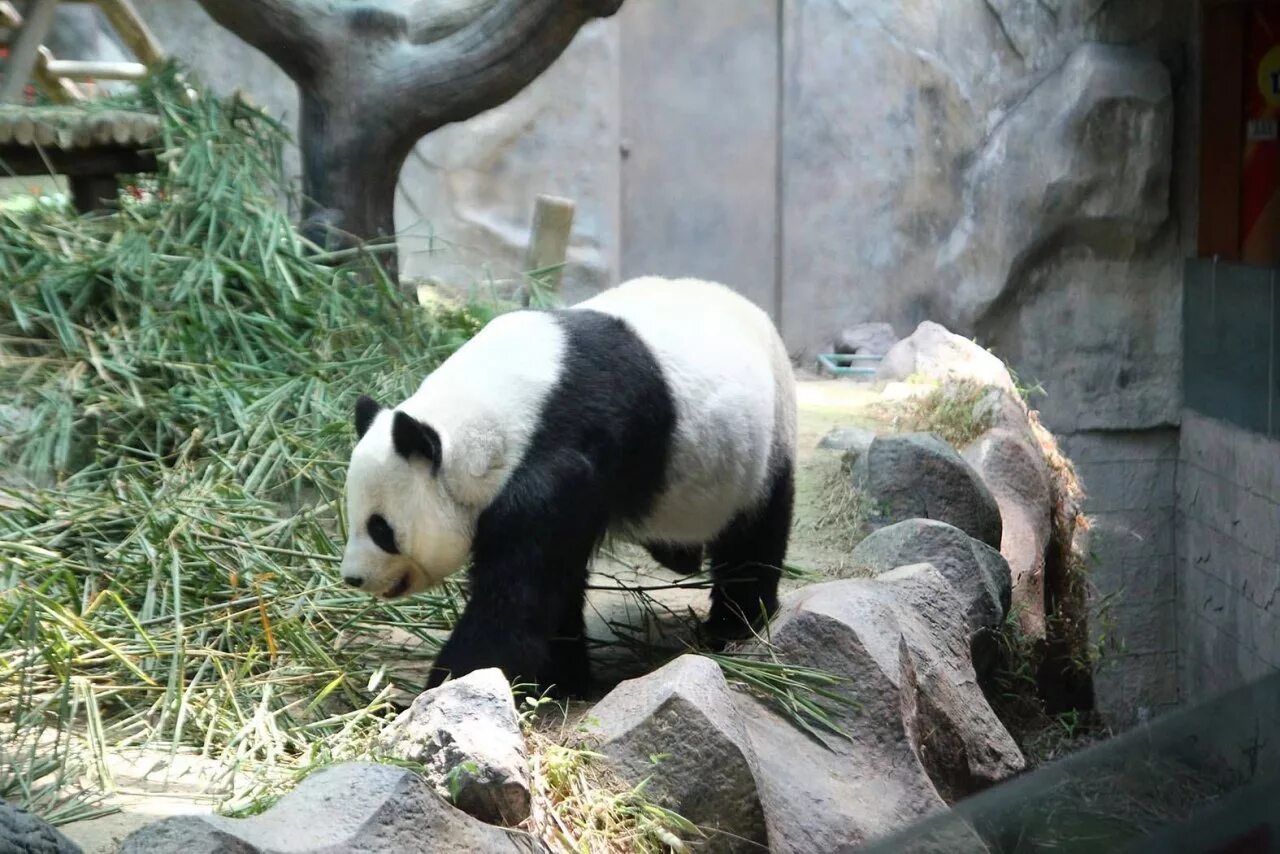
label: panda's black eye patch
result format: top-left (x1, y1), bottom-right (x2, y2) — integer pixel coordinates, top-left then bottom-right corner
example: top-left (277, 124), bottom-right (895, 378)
top-left (367, 513), bottom-right (399, 555)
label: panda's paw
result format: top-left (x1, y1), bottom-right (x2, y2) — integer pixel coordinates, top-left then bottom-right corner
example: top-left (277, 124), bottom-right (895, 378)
top-left (698, 614), bottom-right (757, 651)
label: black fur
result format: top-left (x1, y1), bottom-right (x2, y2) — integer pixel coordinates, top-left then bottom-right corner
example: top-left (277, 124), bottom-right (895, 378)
top-left (644, 541), bottom-right (704, 575)
top-left (703, 457), bottom-right (794, 648)
top-left (355, 395), bottom-right (381, 439)
top-left (391, 411), bottom-right (442, 474)
top-left (367, 513), bottom-right (398, 555)
top-left (424, 309), bottom-right (791, 696)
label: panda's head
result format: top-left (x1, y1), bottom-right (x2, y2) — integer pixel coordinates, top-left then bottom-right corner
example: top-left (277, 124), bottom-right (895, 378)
top-left (339, 395), bottom-right (473, 598)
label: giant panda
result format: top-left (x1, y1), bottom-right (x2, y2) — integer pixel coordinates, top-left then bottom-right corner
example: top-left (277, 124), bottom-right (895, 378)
top-left (340, 276), bottom-right (796, 696)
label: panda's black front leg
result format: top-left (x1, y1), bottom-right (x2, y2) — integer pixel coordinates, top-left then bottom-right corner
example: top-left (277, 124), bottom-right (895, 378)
top-left (426, 449), bottom-right (601, 697)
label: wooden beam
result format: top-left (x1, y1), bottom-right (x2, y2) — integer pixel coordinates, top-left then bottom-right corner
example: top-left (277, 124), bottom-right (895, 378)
top-left (0, 143), bottom-right (156, 176)
top-left (34, 46), bottom-right (86, 103)
top-left (0, 1), bottom-right (21, 29)
top-left (43, 59), bottom-right (148, 80)
top-left (0, 0), bottom-right (60, 104)
top-left (95, 0), bottom-right (163, 65)
top-left (522, 193), bottom-right (575, 304)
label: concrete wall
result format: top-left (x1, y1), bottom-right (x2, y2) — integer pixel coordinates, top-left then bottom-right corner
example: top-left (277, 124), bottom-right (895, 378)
top-left (1059, 431), bottom-right (1180, 724)
top-left (1178, 414), bottom-right (1280, 705)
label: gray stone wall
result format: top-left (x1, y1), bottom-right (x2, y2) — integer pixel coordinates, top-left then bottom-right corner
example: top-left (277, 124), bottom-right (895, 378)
top-left (118, 4), bottom-right (1192, 421)
top-left (1058, 431), bottom-right (1180, 725)
top-left (1177, 411), bottom-right (1280, 705)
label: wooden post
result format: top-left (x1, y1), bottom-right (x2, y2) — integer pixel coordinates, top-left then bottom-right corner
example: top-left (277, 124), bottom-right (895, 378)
top-left (69, 173), bottom-right (118, 213)
top-left (0, 0), bottom-right (60, 104)
top-left (94, 0), bottom-right (163, 66)
top-left (522, 193), bottom-right (575, 305)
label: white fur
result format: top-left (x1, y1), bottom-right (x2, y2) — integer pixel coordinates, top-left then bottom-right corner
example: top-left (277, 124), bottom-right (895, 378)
top-left (340, 277), bottom-right (795, 597)
top-left (341, 312), bottom-right (565, 597)
top-left (576, 277), bottom-right (796, 543)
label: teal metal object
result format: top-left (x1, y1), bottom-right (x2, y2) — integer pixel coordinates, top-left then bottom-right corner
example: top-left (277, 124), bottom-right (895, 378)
top-left (816, 353), bottom-right (881, 377)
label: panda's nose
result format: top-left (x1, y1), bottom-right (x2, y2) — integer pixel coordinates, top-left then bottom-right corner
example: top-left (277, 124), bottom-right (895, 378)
top-left (342, 575), bottom-right (364, 588)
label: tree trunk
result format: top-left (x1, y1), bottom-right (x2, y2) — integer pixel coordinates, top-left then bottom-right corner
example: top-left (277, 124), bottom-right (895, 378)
top-left (297, 93), bottom-right (407, 277)
top-left (193, 0), bottom-right (625, 284)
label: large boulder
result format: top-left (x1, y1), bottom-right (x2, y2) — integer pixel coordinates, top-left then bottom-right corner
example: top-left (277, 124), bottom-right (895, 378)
top-left (732, 569), bottom-right (1021, 850)
top-left (877, 322), bottom-right (1018, 396)
top-left (852, 432), bottom-right (1003, 548)
top-left (731, 594), bottom-right (945, 851)
top-left (376, 668), bottom-right (530, 826)
top-left (849, 519), bottom-right (1011, 635)
top-left (877, 565), bottom-right (1026, 794)
top-left (118, 763), bottom-right (538, 854)
top-left (586, 655), bottom-right (766, 853)
top-left (963, 428), bottom-right (1054, 641)
top-left (1, 801), bottom-right (82, 854)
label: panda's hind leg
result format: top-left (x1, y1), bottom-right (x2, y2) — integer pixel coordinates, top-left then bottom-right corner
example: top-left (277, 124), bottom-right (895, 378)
top-left (704, 459), bottom-right (794, 648)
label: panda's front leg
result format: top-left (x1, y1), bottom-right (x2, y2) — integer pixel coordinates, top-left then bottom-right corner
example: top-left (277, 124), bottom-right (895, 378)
top-left (426, 449), bottom-right (601, 697)
top-left (424, 553), bottom-right (592, 697)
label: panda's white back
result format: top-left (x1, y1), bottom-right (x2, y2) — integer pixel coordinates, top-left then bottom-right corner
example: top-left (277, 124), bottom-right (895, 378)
top-left (574, 276), bottom-right (795, 544)
top-left (402, 276), bottom-right (794, 544)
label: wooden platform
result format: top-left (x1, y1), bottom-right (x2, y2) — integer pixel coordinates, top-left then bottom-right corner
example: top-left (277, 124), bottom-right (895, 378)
top-left (0, 104), bottom-right (158, 210)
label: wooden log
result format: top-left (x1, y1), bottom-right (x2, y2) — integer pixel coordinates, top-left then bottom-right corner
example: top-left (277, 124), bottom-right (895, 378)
top-left (0, 1), bottom-right (22, 28)
top-left (0, 0), bottom-right (61, 104)
top-left (43, 59), bottom-right (149, 81)
top-left (32, 118), bottom-right (56, 146)
top-left (70, 174), bottom-right (119, 213)
top-left (12, 114), bottom-right (36, 145)
top-left (521, 193), bottom-right (575, 305)
top-left (95, 0), bottom-right (163, 65)
top-left (34, 46), bottom-right (86, 103)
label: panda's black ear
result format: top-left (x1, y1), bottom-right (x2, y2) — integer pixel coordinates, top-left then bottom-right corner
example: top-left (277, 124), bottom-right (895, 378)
top-left (392, 410), bottom-right (442, 473)
top-left (355, 395), bottom-right (382, 439)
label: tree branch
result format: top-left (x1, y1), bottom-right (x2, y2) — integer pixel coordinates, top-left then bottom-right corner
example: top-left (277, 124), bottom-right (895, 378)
top-left (405, 0), bottom-right (496, 44)
top-left (383, 0), bottom-right (622, 135)
top-left (191, 0), bottom-right (335, 81)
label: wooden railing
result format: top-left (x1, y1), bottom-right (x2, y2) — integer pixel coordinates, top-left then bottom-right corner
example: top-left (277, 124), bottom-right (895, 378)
top-left (0, 0), bottom-right (161, 103)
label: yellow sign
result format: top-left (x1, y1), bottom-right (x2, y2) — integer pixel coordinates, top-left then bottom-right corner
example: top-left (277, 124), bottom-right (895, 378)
top-left (1259, 45), bottom-right (1280, 107)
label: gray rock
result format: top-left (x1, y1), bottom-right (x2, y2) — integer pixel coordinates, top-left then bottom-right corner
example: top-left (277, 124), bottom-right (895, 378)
top-left (879, 565), bottom-right (1026, 794)
top-left (376, 667), bottom-right (530, 826)
top-left (586, 654), bottom-right (766, 853)
top-left (733, 569), bottom-right (1019, 849)
top-left (834, 323), bottom-right (899, 356)
top-left (118, 763), bottom-right (538, 854)
top-left (1, 802), bottom-right (82, 854)
top-left (849, 519), bottom-right (1011, 635)
top-left (817, 425), bottom-right (876, 458)
top-left (732, 591), bottom-right (945, 852)
top-left (963, 428), bottom-right (1054, 641)
top-left (852, 432), bottom-right (1003, 549)
top-left (877, 321), bottom-right (1018, 396)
